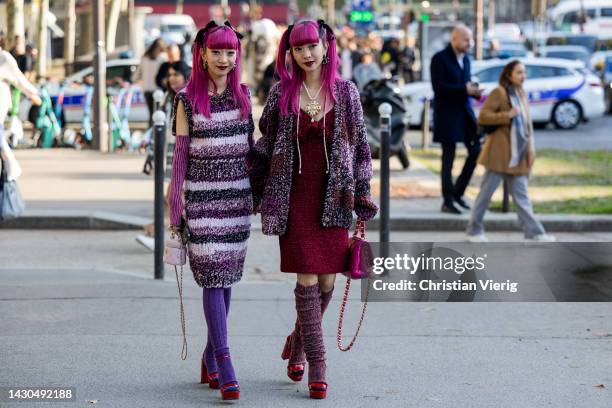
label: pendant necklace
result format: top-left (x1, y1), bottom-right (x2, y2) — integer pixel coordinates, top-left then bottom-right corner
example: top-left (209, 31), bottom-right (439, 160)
top-left (302, 82), bottom-right (323, 122)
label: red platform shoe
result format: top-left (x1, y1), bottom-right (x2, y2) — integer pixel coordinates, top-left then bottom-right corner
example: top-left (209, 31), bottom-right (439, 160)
top-left (220, 382), bottom-right (240, 400)
top-left (200, 358), bottom-right (220, 389)
top-left (281, 334), bottom-right (305, 382)
top-left (309, 382), bottom-right (327, 399)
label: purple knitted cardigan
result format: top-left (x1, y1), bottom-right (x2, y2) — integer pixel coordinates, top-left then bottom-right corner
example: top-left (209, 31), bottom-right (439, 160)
top-left (249, 78), bottom-right (378, 236)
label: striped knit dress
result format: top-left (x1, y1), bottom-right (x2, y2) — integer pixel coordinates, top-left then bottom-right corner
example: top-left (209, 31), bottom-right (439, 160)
top-left (171, 87), bottom-right (255, 288)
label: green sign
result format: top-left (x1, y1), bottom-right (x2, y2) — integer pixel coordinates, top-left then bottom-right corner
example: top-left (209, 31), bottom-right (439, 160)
top-left (350, 10), bottom-right (374, 23)
top-left (420, 14), bottom-right (430, 23)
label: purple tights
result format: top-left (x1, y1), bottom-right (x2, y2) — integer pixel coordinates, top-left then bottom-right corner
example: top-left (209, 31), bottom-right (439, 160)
top-left (202, 287), bottom-right (236, 386)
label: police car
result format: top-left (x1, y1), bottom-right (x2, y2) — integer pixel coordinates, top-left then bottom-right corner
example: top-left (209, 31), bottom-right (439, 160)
top-left (19, 58), bottom-right (149, 124)
top-left (402, 57), bottom-right (607, 130)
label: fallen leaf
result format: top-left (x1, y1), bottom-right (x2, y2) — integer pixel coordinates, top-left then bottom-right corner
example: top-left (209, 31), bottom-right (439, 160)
top-left (595, 384), bottom-right (605, 388)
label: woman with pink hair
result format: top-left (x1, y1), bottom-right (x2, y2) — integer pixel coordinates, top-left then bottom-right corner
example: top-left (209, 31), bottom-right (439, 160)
top-left (168, 21), bottom-right (254, 401)
top-left (250, 19), bottom-right (377, 399)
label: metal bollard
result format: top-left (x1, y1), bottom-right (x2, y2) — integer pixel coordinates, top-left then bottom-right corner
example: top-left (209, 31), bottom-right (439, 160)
top-left (379, 103), bottom-right (392, 245)
top-left (421, 98), bottom-right (430, 149)
top-left (502, 179), bottom-right (510, 213)
top-left (153, 103), bottom-right (166, 280)
top-left (153, 89), bottom-right (165, 112)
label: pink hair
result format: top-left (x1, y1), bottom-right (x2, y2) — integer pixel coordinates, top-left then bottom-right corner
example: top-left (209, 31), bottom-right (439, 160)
top-left (275, 20), bottom-right (340, 117)
top-left (185, 25), bottom-right (250, 119)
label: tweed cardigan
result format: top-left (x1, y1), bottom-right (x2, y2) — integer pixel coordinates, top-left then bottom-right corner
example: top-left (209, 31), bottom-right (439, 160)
top-left (250, 78), bottom-right (378, 236)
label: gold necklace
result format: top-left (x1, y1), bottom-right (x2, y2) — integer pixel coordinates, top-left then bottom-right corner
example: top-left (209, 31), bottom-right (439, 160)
top-left (302, 82), bottom-right (323, 121)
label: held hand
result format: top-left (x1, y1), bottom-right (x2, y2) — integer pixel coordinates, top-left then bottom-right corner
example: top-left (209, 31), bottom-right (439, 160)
top-left (252, 203), bottom-right (261, 215)
top-left (466, 82), bottom-right (475, 95)
top-left (508, 107), bottom-right (521, 119)
top-left (30, 95), bottom-right (42, 106)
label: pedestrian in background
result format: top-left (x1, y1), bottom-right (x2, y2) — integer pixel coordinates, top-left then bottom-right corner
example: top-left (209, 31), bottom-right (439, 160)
top-left (136, 38), bottom-right (167, 126)
top-left (250, 19), bottom-right (377, 399)
top-left (168, 21), bottom-right (254, 401)
top-left (0, 42), bottom-right (41, 182)
top-left (466, 60), bottom-right (556, 242)
top-left (430, 24), bottom-right (482, 214)
top-left (155, 43), bottom-right (181, 92)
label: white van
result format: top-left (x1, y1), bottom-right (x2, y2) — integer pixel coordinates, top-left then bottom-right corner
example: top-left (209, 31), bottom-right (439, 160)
top-left (144, 14), bottom-right (197, 45)
top-left (549, 0), bottom-right (612, 39)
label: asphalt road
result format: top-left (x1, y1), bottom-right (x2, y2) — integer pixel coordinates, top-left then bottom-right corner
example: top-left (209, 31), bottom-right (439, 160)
top-left (533, 114), bottom-right (612, 151)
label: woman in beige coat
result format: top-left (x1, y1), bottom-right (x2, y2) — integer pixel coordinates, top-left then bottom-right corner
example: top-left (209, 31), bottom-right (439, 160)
top-left (466, 60), bottom-right (555, 242)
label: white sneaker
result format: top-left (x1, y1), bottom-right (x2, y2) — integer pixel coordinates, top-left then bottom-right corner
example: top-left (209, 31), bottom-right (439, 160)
top-left (467, 234), bottom-right (489, 243)
top-left (529, 234), bottom-right (557, 242)
top-left (136, 235), bottom-right (155, 252)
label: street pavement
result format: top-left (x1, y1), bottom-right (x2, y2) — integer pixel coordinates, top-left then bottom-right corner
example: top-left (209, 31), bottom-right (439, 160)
top-left (403, 115), bottom-right (612, 151)
top-left (1, 229), bottom-right (611, 408)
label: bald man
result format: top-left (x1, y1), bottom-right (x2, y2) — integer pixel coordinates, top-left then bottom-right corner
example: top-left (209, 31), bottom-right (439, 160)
top-left (430, 24), bottom-right (482, 214)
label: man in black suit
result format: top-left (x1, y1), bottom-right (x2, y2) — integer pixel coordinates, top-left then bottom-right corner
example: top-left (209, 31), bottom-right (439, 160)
top-left (430, 24), bottom-right (482, 214)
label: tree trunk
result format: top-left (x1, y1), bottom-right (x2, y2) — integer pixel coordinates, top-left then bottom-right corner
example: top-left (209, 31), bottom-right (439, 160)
top-left (64, 0), bottom-right (76, 75)
top-left (35, 0), bottom-right (49, 78)
top-left (6, 0), bottom-right (26, 51)
top-left (106, 0), bottom-right (122, 53)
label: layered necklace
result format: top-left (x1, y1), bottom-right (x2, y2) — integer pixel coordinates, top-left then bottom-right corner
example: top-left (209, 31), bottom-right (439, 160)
top-left (302, 82), bottom-right (324, 121)
top-left (296, 82), bottom-right (330, 175)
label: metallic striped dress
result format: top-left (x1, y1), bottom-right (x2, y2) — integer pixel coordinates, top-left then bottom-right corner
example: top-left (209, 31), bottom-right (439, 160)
top-left (173, 87), bottom-right (254, 288)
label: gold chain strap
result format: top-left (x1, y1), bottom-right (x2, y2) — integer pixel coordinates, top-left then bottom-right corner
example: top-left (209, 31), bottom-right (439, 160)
top-left (174, 265), bottom-right (188, 360)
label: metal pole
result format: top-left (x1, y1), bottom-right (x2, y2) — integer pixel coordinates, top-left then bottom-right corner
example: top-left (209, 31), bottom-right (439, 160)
top-left (379, 103), bottom-right (392, 245)
top-left (153, 90), bottom-right (166, 280)
top-left (93, 0), bottom-right (108, 152)
top-left (474, 0), bottom-right (484, 60)
top-left (502, 179), bottom-right (510, 213)
top-left (421, 98), bottom-right (430, 149)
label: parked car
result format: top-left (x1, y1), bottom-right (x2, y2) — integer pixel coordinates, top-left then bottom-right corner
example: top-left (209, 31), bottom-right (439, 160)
top-left (545, 32), bottom-right (600, 53)
top-left (548, 0), bottom-right (612, 40)
top-left (537, 45), bottom-right (591, 67)
top-left (484, 39), bottom-right (533, 59)
top-left (487, 23), bottom-right (523, 41)
top-left (18, 59), bottom-right (149, 124)
top-left (144, 14), bottom-right (197, 46)
top-left (401, 58), bottom-right (606, 130)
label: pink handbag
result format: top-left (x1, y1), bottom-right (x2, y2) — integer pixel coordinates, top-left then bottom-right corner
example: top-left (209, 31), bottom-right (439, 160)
top-left (164, 231), bottom-right (187, 266)
top-left (344, 220), bottom-right (373, 280)
top-left (337, 219), bottom-right (372, 352)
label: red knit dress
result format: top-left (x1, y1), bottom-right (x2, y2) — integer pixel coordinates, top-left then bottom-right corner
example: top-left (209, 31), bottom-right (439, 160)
top-left (279, 108), bottom-right (350, 274)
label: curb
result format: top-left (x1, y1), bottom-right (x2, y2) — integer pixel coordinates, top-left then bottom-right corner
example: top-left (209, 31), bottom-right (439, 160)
top-left (0, 211), bottom-right (150, 230)
top-left (2, 211), bottom-right (611, 232)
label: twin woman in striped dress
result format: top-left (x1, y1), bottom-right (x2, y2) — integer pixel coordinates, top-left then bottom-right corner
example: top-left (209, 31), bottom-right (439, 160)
top-left (168, 19), bottom-right (377, 402)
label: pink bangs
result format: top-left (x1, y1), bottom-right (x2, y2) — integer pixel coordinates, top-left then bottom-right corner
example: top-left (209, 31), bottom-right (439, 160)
top-left (275, 20), bottom-right (340, 117)
top-left (185, 25), bottom-right (251, 120)
top-left (289, 21), bottom-right (320, 47)
top-left (206, 26), bottom-right (240, 50)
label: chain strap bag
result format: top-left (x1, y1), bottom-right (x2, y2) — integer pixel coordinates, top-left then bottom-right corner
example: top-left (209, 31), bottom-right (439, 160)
top-left (164, 224), bottom-right (189, 360)
top-left (337, 219), bottom-right (374, 352)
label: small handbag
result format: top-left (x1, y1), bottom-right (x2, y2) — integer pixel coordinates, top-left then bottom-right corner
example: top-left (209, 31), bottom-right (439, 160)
top-left (337, 219), bottom-right (373, 352)
top-left (164, 226), bottom-right (189, 360)
top-left (0, 146), bottom-right (26, 220)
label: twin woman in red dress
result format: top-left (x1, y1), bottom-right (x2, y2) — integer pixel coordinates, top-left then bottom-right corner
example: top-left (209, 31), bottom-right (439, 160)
top-left (169, 18), bottom-right (377, 401)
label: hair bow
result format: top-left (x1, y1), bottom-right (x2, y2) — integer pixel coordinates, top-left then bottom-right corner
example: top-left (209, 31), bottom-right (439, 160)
top-left (317, 19), bottom-right (336, 40)
top-left (194, 20), bottom-right (243, 44)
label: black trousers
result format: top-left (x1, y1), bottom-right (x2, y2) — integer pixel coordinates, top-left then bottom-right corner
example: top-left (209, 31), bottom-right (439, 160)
top-left (144, 91), bottom-right (155, 128)
top-left (440, 137), bottom-right (481, 206)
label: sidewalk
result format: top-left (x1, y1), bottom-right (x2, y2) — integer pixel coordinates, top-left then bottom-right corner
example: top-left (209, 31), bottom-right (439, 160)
top-left (5, 148), bottom-right (612, 232)
top-left (1, 230), bottom-right (611, 408)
